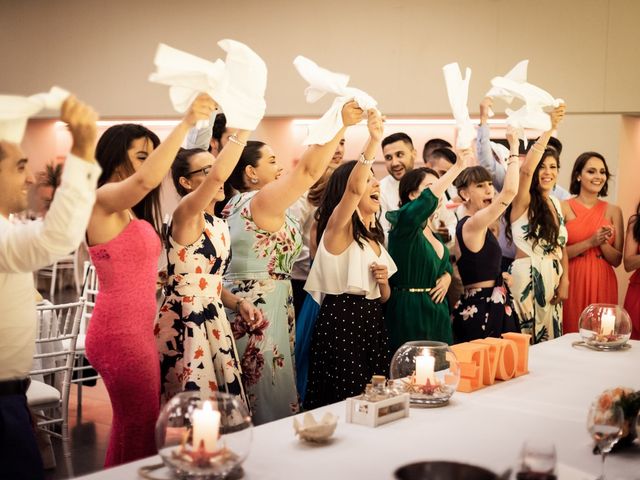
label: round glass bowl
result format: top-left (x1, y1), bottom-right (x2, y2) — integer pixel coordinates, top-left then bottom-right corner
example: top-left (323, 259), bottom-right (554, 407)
top-left (155, 391), bottom-right (252, 479)
top-left (578, 304), bottom-right (632, 350)
top-left (390, 341), bottom-right (460, 407)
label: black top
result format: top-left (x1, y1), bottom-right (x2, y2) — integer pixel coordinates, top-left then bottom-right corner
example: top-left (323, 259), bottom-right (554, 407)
top-left (455, 216), bottom-right (502, 285)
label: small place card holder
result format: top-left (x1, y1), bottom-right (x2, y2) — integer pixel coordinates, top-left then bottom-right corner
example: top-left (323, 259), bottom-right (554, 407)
top-left (345, 393), bottom-right (410, 427)
top-left (451, 332), bottom-right (531, 393)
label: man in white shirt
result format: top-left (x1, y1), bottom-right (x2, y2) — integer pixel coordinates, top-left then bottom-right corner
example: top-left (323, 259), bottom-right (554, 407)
top-left (0, 96), bottom-right (101, 479)
top-left (379, 132), bottom-right (416, 237)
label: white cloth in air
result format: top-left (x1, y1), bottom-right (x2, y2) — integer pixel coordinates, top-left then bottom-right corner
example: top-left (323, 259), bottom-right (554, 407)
top-left (442, 62), bottom-right (475, 149)
top-left (487, 59), bottom-right (564, 133)
top-left (293, 55), bottom-right (377, 145)
top-left (0, 86), bottom-right (69, 143)
top-left (149, 39), bottom-right (267, 130)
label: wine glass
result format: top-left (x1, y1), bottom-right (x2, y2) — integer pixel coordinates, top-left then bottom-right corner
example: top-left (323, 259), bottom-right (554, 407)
top-left (587, 403), bottom-right (624, 480)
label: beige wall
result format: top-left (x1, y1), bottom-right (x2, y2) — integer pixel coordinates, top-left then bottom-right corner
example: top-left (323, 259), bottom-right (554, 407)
top-left (2, 0), bottom-right (640, 117)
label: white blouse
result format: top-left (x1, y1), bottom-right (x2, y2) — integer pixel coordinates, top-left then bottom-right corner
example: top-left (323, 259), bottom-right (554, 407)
top-left (304, 235), bottom-right (397, 304)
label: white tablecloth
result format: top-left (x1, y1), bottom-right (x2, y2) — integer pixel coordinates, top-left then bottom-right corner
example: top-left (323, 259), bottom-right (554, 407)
top-left (78, 334), bottom-right (640, 479)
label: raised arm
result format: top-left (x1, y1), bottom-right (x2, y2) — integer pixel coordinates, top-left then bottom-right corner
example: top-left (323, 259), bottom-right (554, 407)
top-left (465, 126), bottom-right (520, 234)
top-left (477, 97), bottom-right (506, 191)
top-left (95, 94), bottom-right (216, 214)
top-left (252, 101), bottom-right (363, 228)
top-left (323, 109), bottom-right (383, 253)
top-left (510, 104), bottom-right (566, 222)
top-left (173, 130), bottom-right (250, 225)
top-left (624, 215), bottom-right (640, 272)
top-left (430, 147), bottom-right (469, 199)
top-left (0, 96), bottom-right (100, 273)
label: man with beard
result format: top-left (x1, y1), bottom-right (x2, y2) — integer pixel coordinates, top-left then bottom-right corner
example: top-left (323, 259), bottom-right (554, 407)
top-left (379, 133), bottom-right (416, 237)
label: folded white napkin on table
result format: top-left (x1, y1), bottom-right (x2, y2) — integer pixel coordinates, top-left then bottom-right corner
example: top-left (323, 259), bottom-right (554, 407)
top-left (487, 59), bottom-right (563, 132)
top-left (149, 39), bottom-right (267, 130)
top-left (442, 62), bottom-right (475, 149)
top-left (293, 55), bottom-right (377, 145)
top-left (0, 86), bottom-right (69, 143)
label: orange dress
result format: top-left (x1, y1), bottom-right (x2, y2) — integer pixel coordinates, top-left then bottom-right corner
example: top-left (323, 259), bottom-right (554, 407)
top-left (623, 245), bottom-right (640, 340)
top-left (563, 199), bottom-right (618, 333)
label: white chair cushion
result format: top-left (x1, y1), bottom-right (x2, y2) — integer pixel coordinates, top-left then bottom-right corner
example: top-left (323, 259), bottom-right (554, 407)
top-left (62, 334), bottom-right (85, 352)
top-left (27, 380), bottom-right (61, 406)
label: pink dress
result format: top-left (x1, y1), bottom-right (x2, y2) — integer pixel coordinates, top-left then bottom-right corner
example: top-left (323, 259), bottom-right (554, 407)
top-left (85, 220), bottom-right (161, 467)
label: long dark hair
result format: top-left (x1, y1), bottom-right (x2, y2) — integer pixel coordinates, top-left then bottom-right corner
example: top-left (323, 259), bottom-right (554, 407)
top-left (398, 167), bottom-right (439, 207)
top-left (307, 165), bottom-right (336, 207)
top-left (171, 148), bottom-right (207, 197)
top-left (505, 149), bottom-right (562, 248)
top-left (219, 140), bottom-right (266, 214)
top-left (569, 151), bottom-right (611, 197)
top-left (314, 160), bottom-right (384, 248)
top-left (95, 124), bottom-right (163, 237)
top-left (226, 140), bottom-right (265, 192)
top-left (632, 202), bottom-right (640, 243)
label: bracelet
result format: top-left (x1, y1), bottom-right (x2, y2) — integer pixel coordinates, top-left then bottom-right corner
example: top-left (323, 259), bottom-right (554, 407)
top-left (228, 135), bottom-right (247, 147)
top-left (509, 154), bottom-right (519, 159)
top-left (235, 298), bottom-right (246, 312)
top-left (359, 153), bottom-right (375, 166)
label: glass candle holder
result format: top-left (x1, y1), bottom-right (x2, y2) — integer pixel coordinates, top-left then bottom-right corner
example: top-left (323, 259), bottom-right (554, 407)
top-left (390, 341), bottom-right (460, 407)
top-left (155, 391), bottom-right (252, 479)
top-left (578, 304), bottom-right (632, 350)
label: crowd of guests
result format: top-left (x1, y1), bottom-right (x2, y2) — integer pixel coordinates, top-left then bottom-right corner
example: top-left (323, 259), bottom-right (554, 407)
top-left (2, 87), bottom-right (640, 478)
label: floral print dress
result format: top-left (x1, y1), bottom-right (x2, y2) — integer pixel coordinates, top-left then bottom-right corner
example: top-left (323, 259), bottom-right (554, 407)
top-left (509, 196), bottom-right (567, 344)
top-left (222, 191), bottom-right (302, 425)
top-left (155, 213), bottom-right (247, 408)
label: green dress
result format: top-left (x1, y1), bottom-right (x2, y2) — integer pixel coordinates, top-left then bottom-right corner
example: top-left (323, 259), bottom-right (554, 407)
top-left (385, 188), bottom-right (453, 351)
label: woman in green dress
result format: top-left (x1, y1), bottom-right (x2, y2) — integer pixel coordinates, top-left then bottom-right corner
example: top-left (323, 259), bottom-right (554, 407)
top-left (385, 149), bottom-right (469, 351)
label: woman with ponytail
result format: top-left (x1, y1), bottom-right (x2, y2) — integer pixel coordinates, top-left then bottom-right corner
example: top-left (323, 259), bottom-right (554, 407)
top-left (222, 101), bottom-right (362, 424)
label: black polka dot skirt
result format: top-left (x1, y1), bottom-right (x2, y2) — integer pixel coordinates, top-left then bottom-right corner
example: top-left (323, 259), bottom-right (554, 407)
top-left (304, 293), bottom-right (390, 410)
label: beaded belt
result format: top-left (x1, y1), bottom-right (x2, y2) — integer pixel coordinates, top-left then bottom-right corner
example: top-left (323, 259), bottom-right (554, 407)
top-left (393, 286), bottom-right (432, 293)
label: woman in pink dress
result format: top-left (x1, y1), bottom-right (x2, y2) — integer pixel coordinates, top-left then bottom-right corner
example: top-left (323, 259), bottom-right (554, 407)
top-left (85, 95), bottom-right (215, 467)
top-left (561, 152), bottom-right (624, 333)
top-left (624, 201), bottom-right (640, 340)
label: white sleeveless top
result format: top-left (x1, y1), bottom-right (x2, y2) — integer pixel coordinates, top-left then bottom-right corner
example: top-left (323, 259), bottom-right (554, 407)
top-left (304, 235), bottom-right (398, 304)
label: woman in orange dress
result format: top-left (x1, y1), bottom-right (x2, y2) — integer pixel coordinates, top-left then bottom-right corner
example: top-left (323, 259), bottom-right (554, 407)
top-left (623, 201), bottom-right (640, 340)
top-left (561, 152), bottom-right (624, 333)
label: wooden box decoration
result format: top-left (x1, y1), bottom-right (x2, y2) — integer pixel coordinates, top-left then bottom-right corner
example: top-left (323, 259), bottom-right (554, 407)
top-left (345, 393), bottom-right (410, 427)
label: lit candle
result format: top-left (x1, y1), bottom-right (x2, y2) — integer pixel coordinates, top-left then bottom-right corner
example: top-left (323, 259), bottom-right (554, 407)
top-left (192, 400), bottom-right (220, 452)
top-left (415, 354), bottom-right (436, 385)
top-left (600, 310), bottom-right (616, 336)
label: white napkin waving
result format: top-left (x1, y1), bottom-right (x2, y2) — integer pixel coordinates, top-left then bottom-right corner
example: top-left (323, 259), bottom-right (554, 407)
top-left (487, 60), bottom-right (563, 132)
top-left (442, 63), bottom-right (475, 149)
top-left (0, 86), bottom-right (70, 143)
top-left (293, 55), bottom-right (377, 145)
top-left (149, 40), bottom-right (267, 130)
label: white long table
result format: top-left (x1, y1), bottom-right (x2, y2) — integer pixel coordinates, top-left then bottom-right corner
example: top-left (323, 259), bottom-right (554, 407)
top-left (78, 334), bottom-right (640, 479)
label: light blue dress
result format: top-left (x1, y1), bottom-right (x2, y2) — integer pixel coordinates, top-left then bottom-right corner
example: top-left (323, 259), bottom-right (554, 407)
top-left (222, 191), bottom-right (302, 424)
